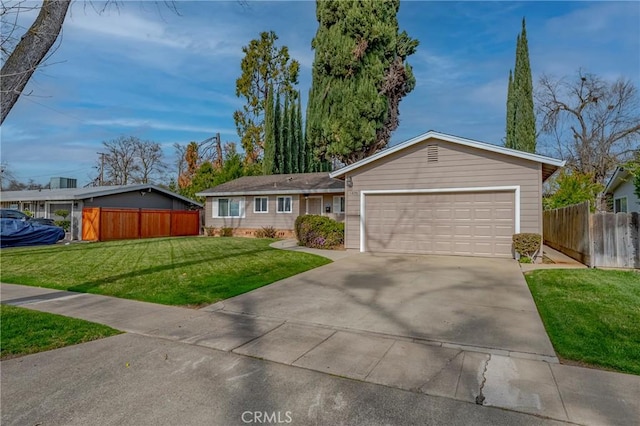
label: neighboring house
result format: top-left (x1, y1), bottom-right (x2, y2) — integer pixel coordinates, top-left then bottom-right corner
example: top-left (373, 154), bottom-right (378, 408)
top-left (198, 131), bottom-right (565, 259)
top-left (0, 184), bottom-right (202, 240)
top-left (196, 173), bottom-right (345, 238)
top-left (603, 167), bottom-right (640, 213)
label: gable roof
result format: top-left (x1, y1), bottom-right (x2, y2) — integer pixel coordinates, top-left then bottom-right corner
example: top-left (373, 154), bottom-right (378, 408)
top-left (329, 130), bottom-right (566, 182)
top-left (195, 172), bottom-right (344, 197)
top-left (0, 184), bottom-right (202, 207)
top-left (604, 166), bottom-right (631, 194)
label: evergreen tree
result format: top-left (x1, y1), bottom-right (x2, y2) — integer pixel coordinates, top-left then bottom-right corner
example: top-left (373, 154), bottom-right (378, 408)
top-left (274, 93), bottom-right (283, 173)
top-left (290, 91), bottom-right (300, 173)
top-left (233, 31), bottom-right (300, 163)
top-left (297, 95), bottom-right (306, 173)
top-left (306, 0), bottom-right (418, 165)
top-left (282, 94), bottom-right (291, 174)
top-left (505, 69), bottom-right (515, 149)
top-left (262, 86), bottom-right (276, 175)
top-left (506, 19), bottom-right (536, 153)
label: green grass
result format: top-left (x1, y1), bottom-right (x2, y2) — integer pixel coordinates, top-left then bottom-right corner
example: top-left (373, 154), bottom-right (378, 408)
top-left (525, 269), bottom-right (640, 375)
top-left (1, 305), bottom-right (120, 359)
top-left (0, 237), bottom-right (330, 306)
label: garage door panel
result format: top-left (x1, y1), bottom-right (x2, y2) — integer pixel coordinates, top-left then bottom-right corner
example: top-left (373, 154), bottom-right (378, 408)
top-left (365, 191), bottom-right (515, 257)
top-left (495, 225), bottom-right (514, 237)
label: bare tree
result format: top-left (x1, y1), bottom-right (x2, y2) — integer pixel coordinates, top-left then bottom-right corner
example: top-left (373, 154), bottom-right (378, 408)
top-left (133, 139), bottom-right (167, 184)
top-left (1, 0), bottom-right (71, 124)
top-left (97, 136), bottom-right (169, 185)
top-left (0, 0), bottom-right (187, 125)
top-left (536, 70), bottom-right (640, 186)
top-left (102, 136), bottom-right (140, 185)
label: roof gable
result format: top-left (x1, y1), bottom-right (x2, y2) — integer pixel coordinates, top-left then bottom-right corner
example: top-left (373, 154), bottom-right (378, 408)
top-left (330, 131), bottom-right (565, 181)
top-left (604, 167), bottom-right (631, 194)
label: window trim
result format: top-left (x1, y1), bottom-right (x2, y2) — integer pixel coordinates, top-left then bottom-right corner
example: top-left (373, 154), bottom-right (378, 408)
top-left (614, 196), bottom-right (628, 213)
top-left (253, 197), bottom-right (269, 214)
top-left (276, 196), bottom-right (293, 214)
top-left (333, 195), bottom-right (345, 214)
top-left (214, 197), bottom-right (245, 218)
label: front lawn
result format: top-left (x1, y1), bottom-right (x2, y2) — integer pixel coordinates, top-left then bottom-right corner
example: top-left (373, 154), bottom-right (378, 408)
top-left (1, 237), bottom-right (330, 306)
top-left (0, 305), bottom-right (120, 359)
top-left (525, 269), bottom-right (640, 375)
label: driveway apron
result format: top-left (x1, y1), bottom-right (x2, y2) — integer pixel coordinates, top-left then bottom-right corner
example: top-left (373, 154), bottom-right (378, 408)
top-left (212, 253), bottom-right (556, 357)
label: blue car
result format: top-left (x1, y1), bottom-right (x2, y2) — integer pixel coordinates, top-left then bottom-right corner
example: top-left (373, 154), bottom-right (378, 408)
top-left (0, 215), bottom-right (66, 248)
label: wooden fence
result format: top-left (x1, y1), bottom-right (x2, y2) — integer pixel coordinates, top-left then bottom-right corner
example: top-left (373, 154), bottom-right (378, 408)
top-left (82, 208), bottom-right (200, 241)
top-left (543, 201), bottom-right (640, 268)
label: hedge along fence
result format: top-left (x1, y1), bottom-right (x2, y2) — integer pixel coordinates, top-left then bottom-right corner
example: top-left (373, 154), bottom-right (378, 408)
top-left (295, 215), bottom-right (344, 249)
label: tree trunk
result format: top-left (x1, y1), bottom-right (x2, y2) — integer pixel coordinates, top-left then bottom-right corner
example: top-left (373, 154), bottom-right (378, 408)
top-left (1, 0), bottom-right (71, 124)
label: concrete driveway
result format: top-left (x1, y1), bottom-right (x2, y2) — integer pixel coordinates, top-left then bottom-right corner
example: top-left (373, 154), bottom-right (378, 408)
top-left (212, 253), bottom-right (556, 357)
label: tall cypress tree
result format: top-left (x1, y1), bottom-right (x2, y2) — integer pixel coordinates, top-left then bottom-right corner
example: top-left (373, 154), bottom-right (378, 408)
top-left (506, 19), bottom-right (536, 153)
top-left (262, 86), bottom-right (275, 175)
top-left (505, 69), bottom-right (515, 149)
top-left (274, 93), bottom-right (283, 174)
top-left (297, 94), bottom-right (306, 173)
top-left (282, 94), bottom-right (291, 174)
top-left (290, 91), bottom-right (300, 174)
top-left (307, 0), bottom-right (418, 165)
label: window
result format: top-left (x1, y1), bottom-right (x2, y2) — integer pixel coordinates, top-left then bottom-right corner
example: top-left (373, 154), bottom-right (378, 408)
top-left (216, 198), bottom-right (244, 217)
top-left (276, 196), bottom-right (292, 213)
top-left (254, 197), bottom-right (268, 213)
top-left (333, 196), bottom-right (345, 214)
top-left (614, 197), bottom-right (628, 213)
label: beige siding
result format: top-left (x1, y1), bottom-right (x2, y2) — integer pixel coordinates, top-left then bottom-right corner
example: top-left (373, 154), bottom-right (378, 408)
top-left (345, 139), bottom-right (542, 250)
top-left (203, 193), bottom-right (345, 230)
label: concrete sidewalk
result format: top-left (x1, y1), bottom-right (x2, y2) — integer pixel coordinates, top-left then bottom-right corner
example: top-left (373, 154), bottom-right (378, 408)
top-left (2, 283), bottom-right (638, 425)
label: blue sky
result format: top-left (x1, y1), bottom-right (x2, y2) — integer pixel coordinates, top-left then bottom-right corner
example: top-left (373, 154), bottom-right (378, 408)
top-left (2, 1), bottom-right (639, 186)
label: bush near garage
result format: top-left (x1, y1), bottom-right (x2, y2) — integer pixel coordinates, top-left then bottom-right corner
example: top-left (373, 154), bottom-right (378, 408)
top-left (513, 233), bottom-right (542, 263)
top-left (295, 215), bottom-right (344, 249)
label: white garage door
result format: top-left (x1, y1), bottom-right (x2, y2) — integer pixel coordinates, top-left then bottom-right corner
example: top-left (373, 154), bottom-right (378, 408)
top-left (364, 191), bottom-right (515, 257)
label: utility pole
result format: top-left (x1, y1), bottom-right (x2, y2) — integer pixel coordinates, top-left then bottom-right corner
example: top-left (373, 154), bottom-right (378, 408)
top-left (97, 152), bottom-right (105, 186)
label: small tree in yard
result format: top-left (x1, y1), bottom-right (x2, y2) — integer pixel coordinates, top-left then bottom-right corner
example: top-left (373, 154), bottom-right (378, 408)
top-left (54, 209), bottom-right (69, 220)
top-left (543, 170), bottom-right (603, 212)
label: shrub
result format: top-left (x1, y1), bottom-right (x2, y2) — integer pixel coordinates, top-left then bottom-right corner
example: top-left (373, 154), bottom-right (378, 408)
top-left (219, 227), bottom-right (234, 237)
top-left (255, 226), bottom-right (277, 239)
top-left (295, 215), bottom-right (344, 249)
top-left (513, 233), bottom-right (541, 263)
top-left (55, 220), bottom-right (71, 231)
top-left (204, 226), bottom-right (216, 236)
top-left (54, 209), bottom-right (70, 220)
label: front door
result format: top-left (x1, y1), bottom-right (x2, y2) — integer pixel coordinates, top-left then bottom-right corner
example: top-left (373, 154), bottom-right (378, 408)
top-left (306, 196), bottom-right (323, 215)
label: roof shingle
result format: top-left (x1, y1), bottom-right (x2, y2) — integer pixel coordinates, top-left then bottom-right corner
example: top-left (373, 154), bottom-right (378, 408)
top-left (196, 172), bottom-right (344, 196)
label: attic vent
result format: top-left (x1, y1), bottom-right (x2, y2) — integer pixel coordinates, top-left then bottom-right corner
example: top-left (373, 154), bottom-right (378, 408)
top-left (427, 145), bottom-right (438, 163)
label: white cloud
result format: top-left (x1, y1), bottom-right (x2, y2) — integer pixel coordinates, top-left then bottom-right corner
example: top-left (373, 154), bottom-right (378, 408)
top-left (468, 78), bottom-right (508, 110)
top-left (65, 6), bottom-right (189, 49)
top-left (85, 118), bottom-right (235, 135)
